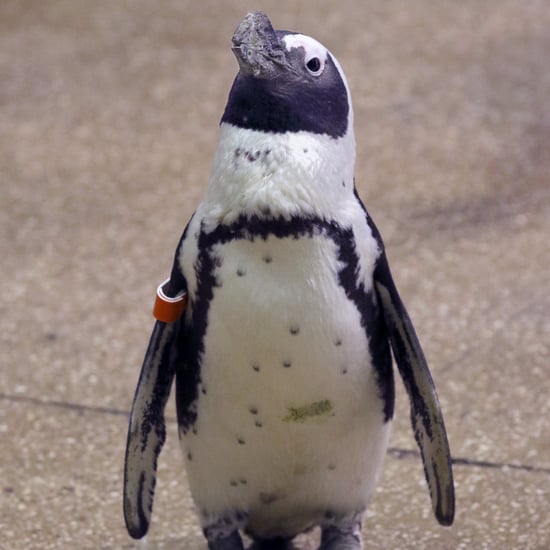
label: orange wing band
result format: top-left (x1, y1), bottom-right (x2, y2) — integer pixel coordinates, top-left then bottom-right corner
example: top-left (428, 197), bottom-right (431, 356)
top-left (153, 278), bottom-right (188, 323)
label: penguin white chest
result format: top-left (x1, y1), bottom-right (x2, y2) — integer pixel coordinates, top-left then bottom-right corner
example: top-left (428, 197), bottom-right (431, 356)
top-left (181, 228), bottom-right (391, 535)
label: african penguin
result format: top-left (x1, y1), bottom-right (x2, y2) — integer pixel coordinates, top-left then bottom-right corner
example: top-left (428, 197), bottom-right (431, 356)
top-left (124, 11), bottom-right (455, 550)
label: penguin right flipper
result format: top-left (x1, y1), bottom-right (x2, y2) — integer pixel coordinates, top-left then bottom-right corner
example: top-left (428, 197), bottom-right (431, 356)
top-left (123, 230), bottom-right (189, 539)
top-left (367, 216), bottom-right (455, 527)
top-left (123, 318), bottom-right (181, 538)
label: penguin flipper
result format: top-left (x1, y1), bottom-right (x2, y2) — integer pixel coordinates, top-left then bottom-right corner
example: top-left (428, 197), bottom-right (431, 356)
top-left (373, 249), bottom-right (455, 526)
top-left (123, 319), bottom-right (179, 538)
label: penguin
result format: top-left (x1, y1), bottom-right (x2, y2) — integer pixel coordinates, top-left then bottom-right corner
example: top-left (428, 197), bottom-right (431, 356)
top-left (124, 11), bottom-right (454, 550)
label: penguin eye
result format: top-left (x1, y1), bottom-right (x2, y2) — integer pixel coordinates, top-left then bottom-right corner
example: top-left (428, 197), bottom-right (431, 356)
top-left (305, 56), bottom-right (324, 76)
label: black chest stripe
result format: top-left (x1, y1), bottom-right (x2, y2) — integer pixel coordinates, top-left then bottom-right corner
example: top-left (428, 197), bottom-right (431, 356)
top-left (175, 215), bottom-right (395, 432)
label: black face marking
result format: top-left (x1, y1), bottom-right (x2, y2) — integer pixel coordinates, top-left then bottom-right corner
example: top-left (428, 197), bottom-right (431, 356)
top-left (239, 479), bottom-right (247, 485)
top-left (176, 211), bottom-right (395, 433)
top-left (249, 406), bottom-right (258, 415)
top-left (221, 34), bottom-right (349, 138)
top-left (289, 324), bottom-right (300, 335)
top-left (263, 254), bottom-right (273, 263)
top-left (255, 420), bottom-right (263, 428)
top-left (230, 480), bottom-right (239, 487)
top-left (341, 367), bottom-right (348, 375)
top-left (187, 452), bottom-right (192, 461)
top-left (237, 437), bottom-right (246, 445)
top-left (334, 338), bottom-right (342, 346)
top-left (282, 360), bottom-right (292, 368)
top-left (328, 463), bottom-right (337, 471)
top-left (236, 267), bottom-right (246, 277)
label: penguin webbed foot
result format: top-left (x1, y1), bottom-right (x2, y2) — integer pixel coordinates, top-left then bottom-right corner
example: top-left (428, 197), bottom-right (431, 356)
top-left (208, 530), bottom-right (245, 550)
top-left (249, 537), bottom-right (295, 550)
top-left (319, 525), bottom-right (362, 550)
top-left (207, 532), bottom-right (295, 550)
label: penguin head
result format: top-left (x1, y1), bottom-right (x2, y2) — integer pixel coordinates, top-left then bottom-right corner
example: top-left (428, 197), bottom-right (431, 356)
top-left (221, 11), bottom-right (353, 139)
top-left (205, 12), bottom-right (356, 224)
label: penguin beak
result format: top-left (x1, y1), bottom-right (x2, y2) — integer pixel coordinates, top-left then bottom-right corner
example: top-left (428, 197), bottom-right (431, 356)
top-left (231, 12), bottom-right (290, 78)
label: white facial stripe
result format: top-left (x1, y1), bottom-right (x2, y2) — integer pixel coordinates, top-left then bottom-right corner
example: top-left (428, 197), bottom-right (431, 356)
top-left (281, 33), bottom-right (353, 125)
top-left (282, 34), bottom-right (328, 64)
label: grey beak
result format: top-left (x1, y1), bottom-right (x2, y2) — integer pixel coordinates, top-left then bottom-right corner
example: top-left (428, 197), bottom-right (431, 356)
top-left (231, 12), bottom-right (289, 78)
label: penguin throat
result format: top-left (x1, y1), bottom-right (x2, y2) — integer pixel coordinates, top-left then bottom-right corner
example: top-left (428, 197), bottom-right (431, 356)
top-left (203, 123), bottom-right (356, 224)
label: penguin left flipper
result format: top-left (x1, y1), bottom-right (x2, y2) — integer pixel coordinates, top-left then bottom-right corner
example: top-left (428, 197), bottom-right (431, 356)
top-left (123, 319), bottom-right (180, 538)
top-left (369, 221), bottom-right (455, 526)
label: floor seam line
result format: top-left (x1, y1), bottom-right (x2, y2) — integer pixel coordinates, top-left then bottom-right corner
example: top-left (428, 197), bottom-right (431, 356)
top-left (3, 392), bottom-right (549, 474)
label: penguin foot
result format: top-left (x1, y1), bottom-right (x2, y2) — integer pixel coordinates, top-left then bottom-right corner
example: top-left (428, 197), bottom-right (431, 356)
top-left (249, 537), bottom-right (294, 550)
top-left (319, 525), bottom-right (362, 550)
top-left (203, 509), bottom-right (248, 550)
top-left (207, 530), bottom-right (245, 550)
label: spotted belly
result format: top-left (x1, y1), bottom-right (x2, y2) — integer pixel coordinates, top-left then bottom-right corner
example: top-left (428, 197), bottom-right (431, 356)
top-left (178, 230), bottom-right (391, 537)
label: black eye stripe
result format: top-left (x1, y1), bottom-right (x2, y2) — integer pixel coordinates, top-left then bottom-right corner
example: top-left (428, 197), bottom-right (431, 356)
top-left (221, 49), bottom-right (349, 137)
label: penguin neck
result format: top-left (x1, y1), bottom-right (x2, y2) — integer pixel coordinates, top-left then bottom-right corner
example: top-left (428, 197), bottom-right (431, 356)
top-left (202, 122), bottom-right (357, 226)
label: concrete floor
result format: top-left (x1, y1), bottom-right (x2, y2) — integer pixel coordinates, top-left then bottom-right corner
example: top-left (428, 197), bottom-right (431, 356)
top-left (1, 1), bottom-right (549, 548)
